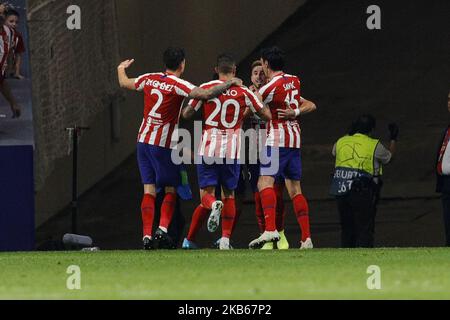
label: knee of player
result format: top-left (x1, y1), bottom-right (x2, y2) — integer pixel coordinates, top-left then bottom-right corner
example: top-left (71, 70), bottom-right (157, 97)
top-left (258, 176), bottom-right (274, 191)
top-left (221, 189), bottom-right (235, 199)
top-left (288, 190), bottom-right (303, 200)
top-left (165, 187), bottom-right (177, 195)
top-left (143, 184), bottom-right (156, 197)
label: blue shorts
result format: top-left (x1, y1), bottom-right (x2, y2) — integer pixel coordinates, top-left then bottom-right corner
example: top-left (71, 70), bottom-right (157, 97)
top-left (260, 147), bottom-right (302, 181)
top-left (248, 162), bottom-right (285, 193)
top-left (197, 157), bottom-right (241, 191)
top-left (137, 143), bottom-right (181, 188)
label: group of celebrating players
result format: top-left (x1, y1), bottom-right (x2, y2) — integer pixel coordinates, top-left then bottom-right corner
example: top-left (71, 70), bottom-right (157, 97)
top-left (117, 46), bottom-right (317, 250)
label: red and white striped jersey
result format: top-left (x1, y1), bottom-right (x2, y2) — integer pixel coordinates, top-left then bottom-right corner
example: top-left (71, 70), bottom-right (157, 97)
top-left (189, 80), bottom-right (264, 159)
top-left (259, 73), bottom-right (302, 149)
top-left (0, 25), bottom-right (14, 77)
top-left (135, 72), bottom-right (196, 149)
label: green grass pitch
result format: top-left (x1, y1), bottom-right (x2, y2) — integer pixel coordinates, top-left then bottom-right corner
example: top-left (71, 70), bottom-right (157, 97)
top-left (1, 248), bottom-right (450, 300)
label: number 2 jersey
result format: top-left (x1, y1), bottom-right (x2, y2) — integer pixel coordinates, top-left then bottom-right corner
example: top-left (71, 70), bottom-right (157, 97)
top-left (134, 72), bottom-right (196, 149)
top-left (259, 73), bottom-right (302, 149)
top-left (189, 80), bottom-right (264, 160)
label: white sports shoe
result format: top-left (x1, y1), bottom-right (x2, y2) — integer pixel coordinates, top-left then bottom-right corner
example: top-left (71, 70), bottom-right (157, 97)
top-left (207, 201), bottom-right (224, 233)
top-left (249, 231), bottom-right (281, 249)
top-left (300, 238), bottom-right (314, 250)
top-left (219, 237), bottom-right (231, 250)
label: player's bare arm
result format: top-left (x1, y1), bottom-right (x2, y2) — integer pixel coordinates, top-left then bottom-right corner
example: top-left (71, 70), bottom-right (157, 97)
top-left (182, 104), bottom-right (196, 120)
top-left (188, 77), bottom-right (243, 100)
top-left (117, 59), bottom-right (137, 90)
top-left (249, 88), bottom-right (272, 121)
top-left (299, 98), bottom-right (317, 115)
top-left (278, 98), bottom-right (317, 120)
top-left (257, 106), bottom-right (272, 121)
top-left (243, 107), bottom-right (253, 120)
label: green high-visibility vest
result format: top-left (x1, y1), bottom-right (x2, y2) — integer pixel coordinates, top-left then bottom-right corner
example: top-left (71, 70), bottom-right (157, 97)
top-left (335, 133), bottom-right (381, 176)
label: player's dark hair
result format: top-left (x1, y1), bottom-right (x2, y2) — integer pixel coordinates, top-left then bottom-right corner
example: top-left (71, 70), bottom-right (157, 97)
top-left (260, 46), bottom-right (285, 71)
top-left (216, 53), bottom-right (236, 74)
top-left (6, 9), bottom-right (19, 18)
top-left (163, 47), bottom-right (185, 71)
top-left (349, 114), bottom-right (376, 135)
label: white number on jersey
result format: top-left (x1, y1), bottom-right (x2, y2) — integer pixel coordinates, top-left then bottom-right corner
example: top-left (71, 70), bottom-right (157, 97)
top-left (205, 98), bottom-right (241, 129)
top-left (149, 89), bottom-right (163, 119)
top-left (284, 90), bottom-right (299, 109)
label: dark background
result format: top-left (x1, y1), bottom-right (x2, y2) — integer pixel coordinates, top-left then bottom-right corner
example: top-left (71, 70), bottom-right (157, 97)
top-left (37, 0), bottom-right (450, 249)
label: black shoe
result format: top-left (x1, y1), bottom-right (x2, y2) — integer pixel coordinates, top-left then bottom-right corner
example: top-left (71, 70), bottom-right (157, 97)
top-left (143, 236), bottom-right (155, 250)
top-left (154, 228), bottom-right (176, 250)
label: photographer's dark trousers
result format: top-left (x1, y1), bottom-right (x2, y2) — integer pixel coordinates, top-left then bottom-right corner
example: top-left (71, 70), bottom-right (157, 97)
top-left (336, 180), bottom-right (379, 248)
top-left (441, 194), bottom-right (450, 246)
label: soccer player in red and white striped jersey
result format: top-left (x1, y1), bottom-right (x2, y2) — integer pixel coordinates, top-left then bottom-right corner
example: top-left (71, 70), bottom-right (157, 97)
top-left (246, 61), bottom-right (290, 250)
top-left (249, 47), bottom-right (317, 250)
top-left (182, 53), bottom-right (271, 250)
top-left (117, 47), bottom-right (243, 250)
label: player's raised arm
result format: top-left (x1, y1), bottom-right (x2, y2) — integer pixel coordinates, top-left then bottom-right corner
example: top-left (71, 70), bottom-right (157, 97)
top-left (117, 59), bottom-right (137, 90)
top-left (188, 77), bottom-right (243, 100)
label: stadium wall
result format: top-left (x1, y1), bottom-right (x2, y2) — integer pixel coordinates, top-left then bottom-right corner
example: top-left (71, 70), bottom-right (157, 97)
top-left (32, 0), bottom-right (307, 227)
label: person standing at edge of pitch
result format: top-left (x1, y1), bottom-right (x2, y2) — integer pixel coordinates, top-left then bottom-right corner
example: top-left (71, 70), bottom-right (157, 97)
top-left (436, 90), bottom-right (450, 247)
top-left (181, 53), bottom-right (272, 250)
top-left (117, 47), bottom-right (243, 250)
top-left (249, 47), bottom-right (317, 250)
top-left (330, 115), bottom-right (399, 248)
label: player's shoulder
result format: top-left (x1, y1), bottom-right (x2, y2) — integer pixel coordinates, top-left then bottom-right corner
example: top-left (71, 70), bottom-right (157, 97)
top-left (284, 73), bottom-right (301, 83)
top-left (199, 80), bottom-right (223, 89)
top-left (259, 74), bottom-right (284, 94)
top-left (239, 86), bottom-right (257, 96)
top-left (137, 72), bottom-right (164, 80)
top-left (166, 74), bottom-right (196, 88)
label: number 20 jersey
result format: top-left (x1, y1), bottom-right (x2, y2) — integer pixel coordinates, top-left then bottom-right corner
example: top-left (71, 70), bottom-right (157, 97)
top-left (189, 80), bottom-right (264, 160)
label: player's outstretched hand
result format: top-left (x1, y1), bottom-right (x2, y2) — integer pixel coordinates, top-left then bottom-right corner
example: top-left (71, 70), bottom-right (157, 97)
top-left (118, 59), bottom-right (135, 70)
top-left (230, 77), bottom-right (243, 87)
top-left (277, 102), bottom-right (297, 120)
